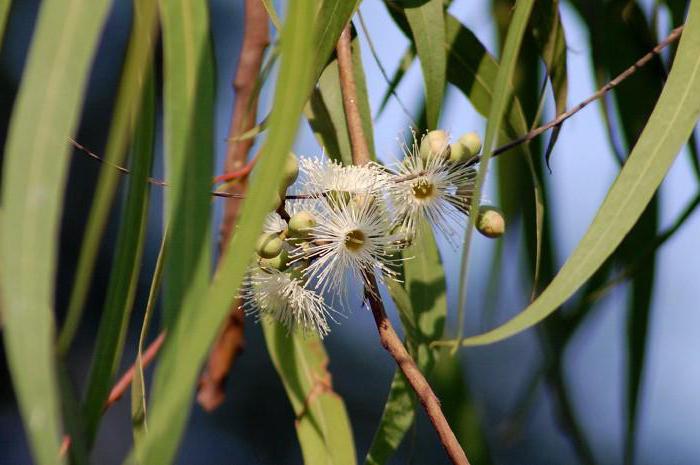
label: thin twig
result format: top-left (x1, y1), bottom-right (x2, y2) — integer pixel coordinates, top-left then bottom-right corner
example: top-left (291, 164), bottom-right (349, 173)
top-left (336, 24), bottom-right (470, 465)
top-left (198, 0), bottom-right (270, 411)
top-left (478, 24), bottom-right (685, 163)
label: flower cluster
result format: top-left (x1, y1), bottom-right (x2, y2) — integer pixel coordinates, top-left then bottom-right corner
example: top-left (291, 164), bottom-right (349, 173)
top-left (240, 130), bottom-right (504, 338)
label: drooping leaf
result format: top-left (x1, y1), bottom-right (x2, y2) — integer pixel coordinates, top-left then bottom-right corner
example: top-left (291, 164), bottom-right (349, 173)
top-left (450, 0), bottom-right (700, 347)
top-left (131, 0), bottom-right (323, 462)
top-left (262, 320), bottom-right (356, 465)
top-left (0, 1), bottom-right (112, 464)
top-left (58, 0), bottom-right (159, 353)
top-left (403, 0), bottom-right (446, 128)
top-left (454, 0), bottom-right (536, 348)
top-left (81, 64), bottom-right (156, 447)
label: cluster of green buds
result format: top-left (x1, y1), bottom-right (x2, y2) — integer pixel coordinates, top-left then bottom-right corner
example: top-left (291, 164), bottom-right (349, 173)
top-left (416, 129), bottom-right (505, 239)
top-left (418, 129), bottom-right (482, 165)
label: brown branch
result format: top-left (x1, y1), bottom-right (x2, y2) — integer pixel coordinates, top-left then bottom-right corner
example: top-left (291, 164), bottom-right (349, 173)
top-left (197, 0), bottom-right (270, 411)
top-left (336, 24), bottom-right (470, 465)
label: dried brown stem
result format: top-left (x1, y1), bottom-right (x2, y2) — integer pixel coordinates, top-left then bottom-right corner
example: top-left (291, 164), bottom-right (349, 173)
top-left (197, 0), bottom-right (270, 411)
top-left (336, 24), bottom-right (470, 465)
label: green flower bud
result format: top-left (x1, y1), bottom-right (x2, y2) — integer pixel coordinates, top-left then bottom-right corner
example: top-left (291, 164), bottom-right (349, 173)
top-left (288, 211), bottom-right (317, 239)
top-left (256, 232), bottom-right (284, 258)
top-left (258, 248), bottom-right (289, 271)
top-left (419, 130), bottom-right (451, 161)
top-left (448, 142), bottom-right (471, 164)
top-left (458, 132), bottom-right (482, 157)
top-left (476, 206), bottom-right (505, 238)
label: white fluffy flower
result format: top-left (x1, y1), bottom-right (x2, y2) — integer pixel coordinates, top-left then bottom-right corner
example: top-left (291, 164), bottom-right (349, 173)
top-left (298, 193), bottom-right (401, 301)
top-left (387, 141), bottom-right (477, 243)
top-left (298, 156), bottom-right (388, 196)
top-left (240, 270), bottom-right (335, 338)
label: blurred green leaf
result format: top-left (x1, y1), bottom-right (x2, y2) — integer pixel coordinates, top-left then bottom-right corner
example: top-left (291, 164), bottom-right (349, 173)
top-left (455, 0), bottom-right (535, 348)
top-left (450, 0), bottom-right (700, 347)
top-left (131, 0), bottom-right (323, 462)
top-left (159, 0), bottom-right (214, 330)
top-left (404, 0), bottom-right (446, 128)
top-left (0, 1), bottom-right (112, 464)
top-left (367, 221), bottom-right (447, 464)
top-left (81, 65), bottom-right (156, 447)
top-left (0, 0), bottom-right (10, 47)
top-left (58, 0), bottom-right (159, 354)
top-left (260, 0), bottom-right (282, 29)
top-left (307, 28), bottom-right (376, 165)
top-left (262, 320), bottom-right (356, 465)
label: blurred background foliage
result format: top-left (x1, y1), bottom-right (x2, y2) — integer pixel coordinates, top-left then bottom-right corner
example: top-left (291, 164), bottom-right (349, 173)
top-left (1, 0), bottom-right (700, 464)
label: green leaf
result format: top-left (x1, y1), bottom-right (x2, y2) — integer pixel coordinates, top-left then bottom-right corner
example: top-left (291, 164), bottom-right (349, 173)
top-left (454, 0), bottom-right (535, 348)
top-left (0, 1), bottom-right (112, 463)
top-left (306, 28), bottom-right (376, 165)
top-left (262, 320), bottom-right (356, 465)
top-left (403, 0), bottom-right (446, 129)
top-left (311, 0), bottom-right (362, 84)
top-left (450, 0), bottom-right (700, 347)
top-left (81, 65), bottom-right (156, 447)
top-left (159, 0), bottom-right (214, 329)
top-left (58, 0), bottom-right (159, 354)
top-left (366, 221), bottom-right (447, 464)
top-left (0, 0), bottom-right (10, 47)
top-left (130, 0), bottom-right (321, 462)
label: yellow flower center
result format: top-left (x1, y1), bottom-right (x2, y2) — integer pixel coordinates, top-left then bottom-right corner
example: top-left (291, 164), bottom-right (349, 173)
top-left (411, 178), bottom-right (435, 200)
top-left (344, 229), bottom-right (366, 251)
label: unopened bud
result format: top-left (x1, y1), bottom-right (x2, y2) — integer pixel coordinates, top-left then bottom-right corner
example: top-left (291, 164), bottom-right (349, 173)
top-left (419, 130), bottom-right (451, 161)
top-left (448, 142), bottom-right (470, 164)
top-left (458, 132), bottom-right (482, 157)
top-left (258, 248), bottom-right (289, 271)
top-left (476, 206), bottom-right (505, 238)
top-left (256, 232), bottom-right (284, 258)
top-left (288, 211), bottom-right (317, 239)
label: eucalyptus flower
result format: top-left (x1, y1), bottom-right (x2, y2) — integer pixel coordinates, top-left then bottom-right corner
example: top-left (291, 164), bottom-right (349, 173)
top-left (387, 139), bottom-right (477, 244)
top-left (297, 191), bottom-right (401, 301)
top-left (240, 269), bottom-right (334, 338)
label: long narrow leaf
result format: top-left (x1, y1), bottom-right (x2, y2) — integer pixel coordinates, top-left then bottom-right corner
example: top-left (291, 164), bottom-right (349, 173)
top-left (81, 65), bottom-right (156, 447)
top-left (58, 0), bottom-right (159, 353)
top-left (452, 0), bottom-right (700, 346)
top-left (130, 0), bottom-right (321, 462)
top-left (404, 0), bottom-right (446, 128)
top-left (0, 1), bottom-right (112, 464)
top-left (454, 0), bottom-right (535, 348)
top-left (262, 320), bottom-right (356, 464)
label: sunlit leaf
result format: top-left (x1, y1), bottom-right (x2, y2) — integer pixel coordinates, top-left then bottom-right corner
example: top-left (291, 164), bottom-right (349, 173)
top-left (263, 320), bottom-right (356, 464)
top-left (404, 0), bottom-right (446, 128)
